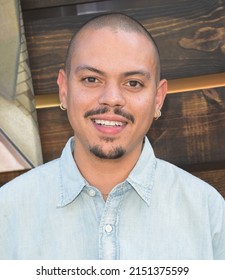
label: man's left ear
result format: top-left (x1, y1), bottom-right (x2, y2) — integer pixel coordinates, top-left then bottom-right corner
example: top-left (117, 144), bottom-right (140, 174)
top-left (155, 79), bottom-right (167, 110)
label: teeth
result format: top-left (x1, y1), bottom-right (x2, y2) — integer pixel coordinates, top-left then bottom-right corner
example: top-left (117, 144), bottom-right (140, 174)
top-left (94, 119), bottom-right (123, 126)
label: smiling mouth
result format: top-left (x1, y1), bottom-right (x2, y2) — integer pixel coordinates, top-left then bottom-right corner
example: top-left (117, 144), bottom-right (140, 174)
top-left (93, 119), bottom-right (125, 127)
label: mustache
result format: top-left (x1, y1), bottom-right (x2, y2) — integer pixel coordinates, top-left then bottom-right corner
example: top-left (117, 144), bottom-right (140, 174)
top-left (84, 107), bottom-right (135, 123)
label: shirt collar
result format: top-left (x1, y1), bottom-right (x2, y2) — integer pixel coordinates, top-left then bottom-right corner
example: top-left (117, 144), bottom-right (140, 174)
top-left (127, 137), bottom-right (157, 206)
top-left (58, 136), bottom-right (157, 207)
top-left (57, 137), bottom-right (86, 207)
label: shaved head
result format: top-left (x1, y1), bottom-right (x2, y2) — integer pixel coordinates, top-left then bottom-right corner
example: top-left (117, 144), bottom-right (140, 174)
top-left (64, 13), bottom-right (161, 80)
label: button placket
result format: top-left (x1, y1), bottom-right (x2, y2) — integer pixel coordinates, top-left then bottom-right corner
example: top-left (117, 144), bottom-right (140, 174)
top-left (98, 186), bottom-right (126, 260)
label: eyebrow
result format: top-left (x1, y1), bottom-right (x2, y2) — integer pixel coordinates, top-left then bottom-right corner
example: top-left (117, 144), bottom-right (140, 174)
top-left (75, 65), bottom-right (151, 79)
top-left (123, 70), bottom-right (151, 79)
top-left (75, 65), bottom-right (105, 76)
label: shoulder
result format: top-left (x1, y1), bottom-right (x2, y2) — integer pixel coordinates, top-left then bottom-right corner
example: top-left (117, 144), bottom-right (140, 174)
top-left (155, 158), bottom-right (224, 202)
top-left (155, 159), bottom-right (225, 259)
top-left (0, 158), bottom-right (60, 201)
top-left (155, 157), bottom-right (225, 221)
top-left (156, 157), bottom-right (208, 187)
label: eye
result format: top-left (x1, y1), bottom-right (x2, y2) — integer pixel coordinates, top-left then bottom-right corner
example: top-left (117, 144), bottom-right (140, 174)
top-left (82, 77), bottom-right (98, 83)
top-left (125, 80), bottom-right (143, 88)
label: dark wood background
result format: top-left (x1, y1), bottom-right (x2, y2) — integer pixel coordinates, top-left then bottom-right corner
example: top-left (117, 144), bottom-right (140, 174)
top-left (1, 0), bottom-right (225, 198)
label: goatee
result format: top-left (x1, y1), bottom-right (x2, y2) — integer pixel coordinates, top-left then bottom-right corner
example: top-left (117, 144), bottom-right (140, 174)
top-left (90, 145), bottom-right (125, 159)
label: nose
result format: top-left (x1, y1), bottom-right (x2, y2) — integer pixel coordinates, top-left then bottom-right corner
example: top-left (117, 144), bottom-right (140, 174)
top-left (98, 83), bottom-right (126, 107)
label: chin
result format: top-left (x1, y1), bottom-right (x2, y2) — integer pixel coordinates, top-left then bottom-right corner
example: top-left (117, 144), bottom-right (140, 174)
top-left (89, 145), bottom-right (126, 159)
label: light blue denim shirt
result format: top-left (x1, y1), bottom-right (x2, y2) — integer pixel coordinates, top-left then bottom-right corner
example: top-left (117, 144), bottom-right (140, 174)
top-left (0, 137), bottom-right (225, 259)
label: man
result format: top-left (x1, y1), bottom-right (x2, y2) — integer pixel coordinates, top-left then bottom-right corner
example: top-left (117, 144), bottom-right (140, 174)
top-left (0, 13), bottom-right (225, 260)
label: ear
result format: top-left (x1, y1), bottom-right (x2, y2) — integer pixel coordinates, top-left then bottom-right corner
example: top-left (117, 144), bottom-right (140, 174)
top-left (155, 78), bottom-right (167, 111)
top-left (57, 69), bottom-right (68, 109)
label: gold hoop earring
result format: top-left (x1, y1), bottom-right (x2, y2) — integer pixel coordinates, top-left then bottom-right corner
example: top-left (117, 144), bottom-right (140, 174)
top-left (154, 110), bottom-right (161, 120)
top-left (60, 103), bottom-right (67, 111)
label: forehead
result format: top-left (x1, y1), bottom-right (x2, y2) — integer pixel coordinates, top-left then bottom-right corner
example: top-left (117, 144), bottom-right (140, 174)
top-left (70, 27), bottom-right (158, 74)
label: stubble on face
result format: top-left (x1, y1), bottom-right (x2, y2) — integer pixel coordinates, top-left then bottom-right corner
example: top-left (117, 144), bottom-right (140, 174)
top-left (89, 145), bottom-right (125, 159)
top-left (84, 106), bottom-right (135, 159)
top-left (84, 106), bottom-right (135, 123)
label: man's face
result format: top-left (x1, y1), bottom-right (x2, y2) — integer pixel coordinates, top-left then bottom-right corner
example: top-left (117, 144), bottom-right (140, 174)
top-left (58, 27), bottom-right (167, 160)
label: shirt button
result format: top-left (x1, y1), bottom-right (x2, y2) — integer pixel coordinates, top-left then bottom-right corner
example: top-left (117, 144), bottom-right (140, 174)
top-left (88, 189), bottom-right (96, 197)
top-left (105, 224), bottom-right (113, 233)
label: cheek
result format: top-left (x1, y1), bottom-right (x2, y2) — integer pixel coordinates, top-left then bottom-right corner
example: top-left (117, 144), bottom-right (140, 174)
top-left (133, 96), bottom-right (155, 131)
top-left (67, 87), bottom-right (89, 112)
top-left (133, 95), bottom-right (155, 117)
top-left (66, 92), bottom-right (84, 128)
top-left (66, 89), bottom-right (97, 131)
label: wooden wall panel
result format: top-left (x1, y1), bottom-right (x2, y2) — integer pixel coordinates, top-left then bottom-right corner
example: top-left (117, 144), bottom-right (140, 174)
top-left (22, 0), bottom-right (225, 95)
top-left (37, 107), bottom-right (73, 162)
top-left (192, 169), bottom-right (225, 199)
top-left (149, 87), bottom-right (225, 166)
top-left (21, 0), bottom-right (102, 10)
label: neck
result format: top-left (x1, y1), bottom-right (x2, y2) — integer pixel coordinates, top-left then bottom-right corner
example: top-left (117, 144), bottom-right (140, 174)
top-left (74, 140), bottom-right (142, 195)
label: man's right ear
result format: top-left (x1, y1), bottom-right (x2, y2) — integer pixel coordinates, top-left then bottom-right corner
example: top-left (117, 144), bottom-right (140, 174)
top-left (57, 69), bottom-right (68, 109)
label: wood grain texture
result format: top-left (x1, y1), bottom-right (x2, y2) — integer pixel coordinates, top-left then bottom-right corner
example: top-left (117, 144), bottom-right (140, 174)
top-left (21, 0), bottom-right (102, 10)
top-left (149, 87), bottom-right (225, 165)
top-left (22, 0), bottom-right (225, 95)
top-left (192, 169), bottom-right (225, 199)
top-left (37, 107), bottom-right (73, 162)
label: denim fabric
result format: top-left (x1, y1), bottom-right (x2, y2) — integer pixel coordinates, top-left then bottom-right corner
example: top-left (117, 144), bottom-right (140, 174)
top-left (0, 137), bottom-right (225, 259)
